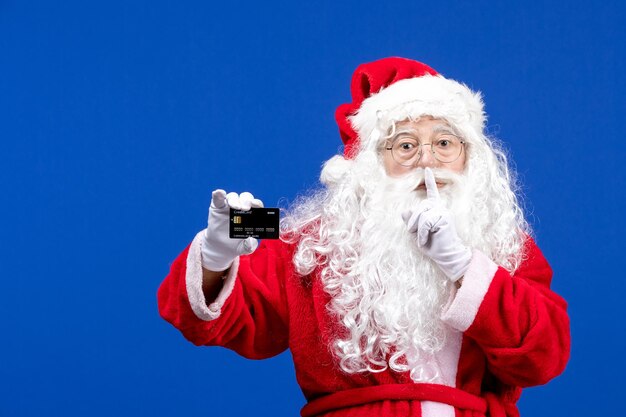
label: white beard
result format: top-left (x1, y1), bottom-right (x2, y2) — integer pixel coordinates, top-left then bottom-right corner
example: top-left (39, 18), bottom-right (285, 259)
top-left (328, 167), bottom-right (473, 380)
top-left (281, 151), bottom-right (526, 381)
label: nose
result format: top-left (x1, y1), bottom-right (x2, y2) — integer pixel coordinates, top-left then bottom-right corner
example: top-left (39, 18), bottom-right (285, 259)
top-left (415, 144), bottom-right (438, 168)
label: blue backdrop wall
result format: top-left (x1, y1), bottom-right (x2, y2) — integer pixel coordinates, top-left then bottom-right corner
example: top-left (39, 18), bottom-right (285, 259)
top-left (1, 1), bottom-right (624, 416)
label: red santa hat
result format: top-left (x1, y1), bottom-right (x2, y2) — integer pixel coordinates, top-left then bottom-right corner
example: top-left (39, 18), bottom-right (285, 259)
top-left (335, 57), bottom-right (486, 158)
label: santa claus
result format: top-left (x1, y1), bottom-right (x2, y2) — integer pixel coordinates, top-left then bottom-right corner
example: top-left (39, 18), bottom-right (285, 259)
top-left (158, 57), bottom-right (570, 417)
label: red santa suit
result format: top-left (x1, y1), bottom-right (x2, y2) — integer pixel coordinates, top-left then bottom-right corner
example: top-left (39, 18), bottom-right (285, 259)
top-left (157, 230), bottom-right (570, 417)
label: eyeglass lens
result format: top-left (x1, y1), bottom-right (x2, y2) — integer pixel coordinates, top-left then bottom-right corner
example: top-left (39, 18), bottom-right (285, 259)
top-left (390, 135), bottom-right (463, 165)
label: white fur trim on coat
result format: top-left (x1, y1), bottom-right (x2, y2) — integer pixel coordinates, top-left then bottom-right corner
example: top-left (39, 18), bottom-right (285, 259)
top-left (185, 230), bottom-right (239, 321)
top-left (440, 249), bottom-right (498, 332)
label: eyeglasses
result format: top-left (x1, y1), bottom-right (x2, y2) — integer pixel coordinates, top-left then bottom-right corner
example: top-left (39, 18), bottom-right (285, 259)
top-left (384, 133), bottom-right (465, 166)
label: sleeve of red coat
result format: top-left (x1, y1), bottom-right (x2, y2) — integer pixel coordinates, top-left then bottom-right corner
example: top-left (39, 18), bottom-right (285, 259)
top-left (157, 230), bottom-right (291, 360)
top-left (441, 238), bottom-right (571, 387)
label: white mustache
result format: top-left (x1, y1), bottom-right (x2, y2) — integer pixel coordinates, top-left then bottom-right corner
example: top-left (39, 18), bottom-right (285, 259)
top-left (386, 168), bottom-right (463, 193)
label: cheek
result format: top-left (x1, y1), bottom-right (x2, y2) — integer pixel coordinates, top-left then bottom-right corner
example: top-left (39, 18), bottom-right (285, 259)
top-left (451, 150), bottom-right (467, 173)
top-left (383, 152), bottom-right (406, 177)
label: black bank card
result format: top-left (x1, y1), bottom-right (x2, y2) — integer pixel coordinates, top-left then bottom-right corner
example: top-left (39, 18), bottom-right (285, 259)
top-left (229, 208), bottom-right (280, 239)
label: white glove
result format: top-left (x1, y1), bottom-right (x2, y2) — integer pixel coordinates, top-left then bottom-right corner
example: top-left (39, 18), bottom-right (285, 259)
top-left (201, 189), bottom-right (264, 272)
top-left (402, 168), bottom-right (472, 282)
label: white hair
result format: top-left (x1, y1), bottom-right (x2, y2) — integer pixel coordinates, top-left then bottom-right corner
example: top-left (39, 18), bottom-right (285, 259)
top-left (280, 113), bottom-right (530, 380)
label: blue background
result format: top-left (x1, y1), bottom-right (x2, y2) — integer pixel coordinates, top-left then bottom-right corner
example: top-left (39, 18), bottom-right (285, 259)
top-left (1, 1), bottom-right (624, 416)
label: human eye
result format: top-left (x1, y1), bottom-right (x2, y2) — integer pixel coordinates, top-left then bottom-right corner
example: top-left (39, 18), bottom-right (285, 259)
top-left (392, 136), bottom-right (418, 153)
top-left (436, 135), bottom-right (457, 148)
top-left (399, 141), bottom-right (416, 151)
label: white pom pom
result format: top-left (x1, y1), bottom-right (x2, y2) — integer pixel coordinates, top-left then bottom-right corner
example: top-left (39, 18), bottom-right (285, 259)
top-left (320, 155), bottom-right (353, 186)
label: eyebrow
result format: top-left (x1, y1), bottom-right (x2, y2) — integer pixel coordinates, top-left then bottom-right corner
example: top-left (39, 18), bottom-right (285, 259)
top-left (392, 128), bottom-right (420, 137)
top-left (432, 124), bottom-right (458, 135)
top-left (391, 124), bottom-right (458, 139)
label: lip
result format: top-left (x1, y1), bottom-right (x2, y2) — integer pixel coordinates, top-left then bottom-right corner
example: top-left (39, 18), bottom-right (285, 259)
top-left (416, 181), bottom-right (447, 190)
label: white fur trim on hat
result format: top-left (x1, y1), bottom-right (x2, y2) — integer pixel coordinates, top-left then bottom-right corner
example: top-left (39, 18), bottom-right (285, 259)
top-left (349, 74), bottom-right (485, 153)
top-left (320, 155), bottom-right (354, 186)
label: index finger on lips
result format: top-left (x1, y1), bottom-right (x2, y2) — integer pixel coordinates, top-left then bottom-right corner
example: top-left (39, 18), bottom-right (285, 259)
top-left (425, 168), bottom-right (440, 201)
